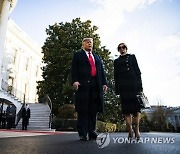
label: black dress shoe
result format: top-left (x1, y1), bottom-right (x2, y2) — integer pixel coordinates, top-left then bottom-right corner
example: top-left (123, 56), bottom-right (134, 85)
top-left (79, 136), bottom-right (87, 141)
top-left (88, 132), bottom-right (98, 140)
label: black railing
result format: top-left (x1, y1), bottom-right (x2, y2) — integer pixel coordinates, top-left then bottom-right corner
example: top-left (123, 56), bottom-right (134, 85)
top-left (1, 79), bottom-right (25, 102)
top-left (46, 95), bottom-right (53, 129)
top-left (1, 79), bottom-right (38, 103)
top-left (15, 103), bottom-right (25, 126)
top-left (40, 95), bottom-right (53, 129)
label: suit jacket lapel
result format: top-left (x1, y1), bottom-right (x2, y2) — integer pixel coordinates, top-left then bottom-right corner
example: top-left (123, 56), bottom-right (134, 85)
top-left (93, 53), bottom-right (98, 66)
top-left (81, 49), bottom-right (99, 68)
top-left (81, 50), bottom-right (91, 67)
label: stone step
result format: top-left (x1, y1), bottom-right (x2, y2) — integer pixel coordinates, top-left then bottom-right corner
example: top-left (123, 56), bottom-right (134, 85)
top-left (16, 103), bottom-right (51, 130)
top-left (29, 121), bottom-right (49, 123)
top-left (17, 122), bottom-right (49, 125)
top-left (18, 123), bottom-right (49, 126)
top-left (30, 112), bottom-right (50, 115)
top-left (29, 118), bottom-right (49, 120)
top-left (30, 115), bottom-right (50, 117)
top-left (26, 127), bottom-right (51, 130)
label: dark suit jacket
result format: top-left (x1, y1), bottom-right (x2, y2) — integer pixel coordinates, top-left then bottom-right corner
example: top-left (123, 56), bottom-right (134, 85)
top-left (22, 108), bottom-right (30, 125)
top-left (71, 49), bottom-right (107, 112)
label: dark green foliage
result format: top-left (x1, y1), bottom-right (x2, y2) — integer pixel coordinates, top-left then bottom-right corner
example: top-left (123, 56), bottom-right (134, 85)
top-left (37, 18), bottom-right (100, 115)
top-left (139, 112), bottom-right (150, 132)
top-left (37, 18), bottom-right (121, 122)
top-left (52, 118), bottom-right (77, 131)
top-left (57, 104), bottom-right (77, 119)
top-left (96, 120), bottom-right (117, 132)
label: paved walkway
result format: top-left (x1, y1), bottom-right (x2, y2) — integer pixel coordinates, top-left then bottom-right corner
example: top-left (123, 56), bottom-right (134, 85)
top-left (0, 129), bottom-right (73, 138)
top-left (0, 130), bottom-right (179, 154)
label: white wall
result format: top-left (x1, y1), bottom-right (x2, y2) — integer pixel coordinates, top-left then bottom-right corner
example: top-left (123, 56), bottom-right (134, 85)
top-left (1, 18), bottom-right (43, 103)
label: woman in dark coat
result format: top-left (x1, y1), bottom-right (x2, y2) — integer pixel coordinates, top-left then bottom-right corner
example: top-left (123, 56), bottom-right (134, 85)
top-left (114, 43), bottom-right (143, 140)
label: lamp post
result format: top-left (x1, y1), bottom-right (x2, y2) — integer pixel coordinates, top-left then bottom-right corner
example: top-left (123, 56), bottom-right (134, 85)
top-left (0, 0), bottom-right (17, 89)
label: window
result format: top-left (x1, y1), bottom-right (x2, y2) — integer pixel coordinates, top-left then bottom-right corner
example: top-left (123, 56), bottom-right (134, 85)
top-left (8, 77), bottom-right (14, 94)
top-left (12, 49), bottom-right (17, 64)
top-left (24, 57), bottom-right (29, 71)
top-left (36, 65), bottom-right (39, 76)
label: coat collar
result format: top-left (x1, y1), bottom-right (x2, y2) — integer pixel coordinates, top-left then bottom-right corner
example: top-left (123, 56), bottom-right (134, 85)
top-left (81, 49), bottom-right (98, 64)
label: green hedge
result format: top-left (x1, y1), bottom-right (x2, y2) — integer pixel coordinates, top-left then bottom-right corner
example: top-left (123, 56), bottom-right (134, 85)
top-left (140, 126), bottom-right (150, 132)
top-left (52, 118), bottom-right (118, 132)
top-left (96, 121), bottom-right (116, 132)
top-left (116, 122), bottom-right (127, 132)
top-left (52, 118), bottom-right (150, 132)
top-left (52, 118), bottom-right (77, 131)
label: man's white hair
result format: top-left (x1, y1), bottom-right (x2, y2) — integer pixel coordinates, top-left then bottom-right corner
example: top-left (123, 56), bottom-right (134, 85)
top-left (82, 38), bottom-right (93, 43)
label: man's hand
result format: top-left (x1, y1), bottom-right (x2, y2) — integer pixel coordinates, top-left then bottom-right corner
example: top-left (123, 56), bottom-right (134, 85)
top-left (116, 95), bottom-right (120, 98)
top-left (73, 82), bottom-right (80, 90)
top-left (103, 85), bottom-right (108, 93)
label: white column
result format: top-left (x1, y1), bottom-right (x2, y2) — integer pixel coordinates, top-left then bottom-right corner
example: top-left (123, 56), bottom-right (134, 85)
top-left (0, 0), bottom-right (11, 90)
top-left (0, 0), bottom-right (17, 90)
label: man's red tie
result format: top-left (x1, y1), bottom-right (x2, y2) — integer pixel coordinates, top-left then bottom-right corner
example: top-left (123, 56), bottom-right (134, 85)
top-left (88, 52), bottom-right (96, 76)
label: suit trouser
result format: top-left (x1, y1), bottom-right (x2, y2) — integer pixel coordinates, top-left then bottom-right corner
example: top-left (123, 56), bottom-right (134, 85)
top-left (77, 110), bottom-right (97, 137)
top-left (22, 117), bottom-right (29, 130)
top-left (7, 116), bottom-right (13, 129)
top-left (77, 77), bottom-right (100, 137)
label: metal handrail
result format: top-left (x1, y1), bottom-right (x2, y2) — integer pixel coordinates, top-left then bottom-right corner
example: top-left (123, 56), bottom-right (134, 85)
top-left (15, 103), bottom-right (24, 126)
top-left (45, 95), bottom-right (52, 111)
top-left (15, 95), bottom-right (26, 126)
top-left (1, 79), bottom-right (24, 102)
top-left (46, 95), bottom-right (53, 129)
top-left (40, 94), bottom-right (53, 129)
top-left (1, 79), bottom-right (38, 103)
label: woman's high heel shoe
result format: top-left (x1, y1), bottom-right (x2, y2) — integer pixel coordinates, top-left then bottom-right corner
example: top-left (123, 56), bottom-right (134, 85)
top-left (128, 130), bottom-right (134, 141)
top-left (135, 132), bottom-right (140, 141)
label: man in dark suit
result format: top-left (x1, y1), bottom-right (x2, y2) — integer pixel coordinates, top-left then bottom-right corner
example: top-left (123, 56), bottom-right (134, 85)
top-left (22, 104), bottom-right (31, 130)
top-left (71, 38), bottom-right (108, 141)
top-left (6, 104), bottom-right (16, 129)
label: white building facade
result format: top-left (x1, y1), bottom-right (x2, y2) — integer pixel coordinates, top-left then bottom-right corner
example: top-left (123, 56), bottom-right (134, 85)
top-left (2, 19), bottom-right (43, 104)
top-left (0, 0), bottom-right (17, 87)
top-left (167, 108), bottom-right (180, 132)
top-left (144, 106), bottom-right (180, 132)
top-left (0, 0), bottom-right (43, 114)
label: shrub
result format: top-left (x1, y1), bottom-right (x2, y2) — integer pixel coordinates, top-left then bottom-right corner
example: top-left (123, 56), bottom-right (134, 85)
top-left (116, 122), bottom-right (127, 132)
top-left (57, 104), bottom-right (77, 119)
top-left (96, 120), bottom-right (116, 132)
top-left (52, 118), bottom-right (77, 131)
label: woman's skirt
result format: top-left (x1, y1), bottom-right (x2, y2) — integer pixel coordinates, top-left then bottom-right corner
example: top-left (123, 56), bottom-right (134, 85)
top-left (118, 71), bottom-right (141, 114)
